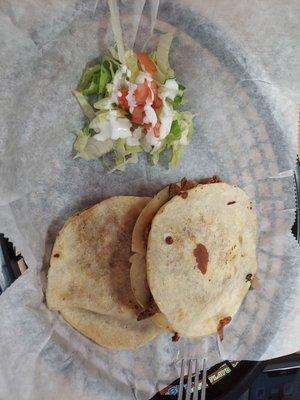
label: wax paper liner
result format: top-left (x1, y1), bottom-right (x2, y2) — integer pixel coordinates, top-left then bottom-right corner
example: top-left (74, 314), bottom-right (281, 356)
top-left (0, 1), bottom-right (299, 399)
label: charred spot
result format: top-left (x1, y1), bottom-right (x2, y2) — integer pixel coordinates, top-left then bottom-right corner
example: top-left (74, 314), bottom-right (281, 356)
top-left (172, 332), bottom-right (180, 342)
top-left (181, 191), bottom-right (188, 199)
top-left (137, 296), bottom-right (159, 321)
top-left (217, 316), bottom-right (232, 341)
top-left (193, 243), bottom-right (209, 275)
top-left (227, 201), bottom-right (236, 205)
top-left (246, 273), bottom-right (253, 282)
top-left (53, 253), bottom-right (60, 258)
top-left (137, 310), bottom-right (153, 321)
top-left (165, 236), bottom-right (173, 245)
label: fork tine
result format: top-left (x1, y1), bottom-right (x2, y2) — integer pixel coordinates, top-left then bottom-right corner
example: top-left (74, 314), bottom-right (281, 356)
top-left (178, 359), bottom-right (185, 400)
top-left (192, 359), bottom-right (200, 400)
top-left (200, 359), bottom-right (207, 400)
top-left (185, 360), bottom-right (193, 400)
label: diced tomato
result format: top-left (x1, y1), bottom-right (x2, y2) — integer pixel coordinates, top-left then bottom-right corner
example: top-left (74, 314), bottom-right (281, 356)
top-left (118, 86), bottom-right (129, 110)
top-left (131, 106), bottom-right (144, 125)
top-left (134, 81), bottom-right (150, 105)
top-left (153, 95), bottom-right (163, 109)
top-left (153, 122), bottom-right (161, 138)
top-left (137, 52), bottom-right (157, 74)
top-left (143, 123), bottom-right (152, 130)
top-left (150, 80), bottom-right (158, 95)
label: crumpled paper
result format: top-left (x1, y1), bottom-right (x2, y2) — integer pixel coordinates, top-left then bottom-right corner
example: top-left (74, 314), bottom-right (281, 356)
top-left (0, 0), bottom-right (299, 399)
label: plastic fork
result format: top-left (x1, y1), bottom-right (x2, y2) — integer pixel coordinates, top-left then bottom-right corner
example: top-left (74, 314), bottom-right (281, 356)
top-left (178, 358), bottom-right (207, 400)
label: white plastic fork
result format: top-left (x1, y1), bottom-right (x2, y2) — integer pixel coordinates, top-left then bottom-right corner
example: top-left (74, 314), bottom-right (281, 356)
top-left (178, 358), bottom-right (207, 400)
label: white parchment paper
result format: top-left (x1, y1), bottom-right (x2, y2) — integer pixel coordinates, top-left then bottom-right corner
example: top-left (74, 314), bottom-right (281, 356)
top-left (0, 1), bottom-right (299, 399)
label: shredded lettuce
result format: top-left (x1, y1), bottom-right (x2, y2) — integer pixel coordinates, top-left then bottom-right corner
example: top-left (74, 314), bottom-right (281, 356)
top-left (74, 128), bottom-right (114, 160)
top-left (80, 63), bottom-right (112, 96)
top-left (102, 57), bottom-right (120, 77)
top-left (107, 139), bottom-right (143, 171)
top-left (169, 83), bottom-right (186, 108)
top-left (126, 152), bottom-right (139, 164)
top-left (108, 0), bottom-right (125, 63)
top-left (155, 33), bottom-right (174, 83)
top-left (125, 144), bottom-right (143, 156)
top-left (140, 136), bottom-right (152, 153)
top-left (78, 64), bottom-right (101, 92)
top-left (178, 111), bottom-right (194, 143)
top-left (73, 90), bottom-right (96, 121)
top-left (109, 46), bottom-right (119, 60)
top-left (125, 50), bottom-right (139, 82)
top-left (93, 97), bottom-right (112, 111)
top-left (151, 140), bottom-right (167, 165)
top-left (164, 111), bottom-right (195, 167)
top-left (170, 143), bottom-right (184, 168)
top-left (114, 139), bottom-right (126, 168)
top-left (166, 120), bottom-right (181, 145)
top-left (89, 111), bottom-right (109, 131)
top-left (78, 58), bottom-right (117, 97)
top-left (98, 64), bottom-right (111, 94)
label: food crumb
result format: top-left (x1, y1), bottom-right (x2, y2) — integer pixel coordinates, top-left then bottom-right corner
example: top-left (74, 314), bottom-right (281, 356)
top-left (165, 236), bottom-right (173, 245)
top-left (172, 332), bottom-right (180, 342)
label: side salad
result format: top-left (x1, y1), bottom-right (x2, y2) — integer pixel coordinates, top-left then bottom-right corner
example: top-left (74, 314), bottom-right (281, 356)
top-left (74, 0), bottom-right (194, 171)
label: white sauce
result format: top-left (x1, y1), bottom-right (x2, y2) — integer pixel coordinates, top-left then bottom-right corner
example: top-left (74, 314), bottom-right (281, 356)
top-left (126, 82), bottom-right (137, 114)
top-left (157, 101), bottom-right (173, 139)
top-left (135, 71), bottom-right (152, 84)
top-left (92, 110), bottom-right (132, 141)
top-left (159, 78), bottom-right (179, 101)
top-left (143, 104), bottom-right (157, 126)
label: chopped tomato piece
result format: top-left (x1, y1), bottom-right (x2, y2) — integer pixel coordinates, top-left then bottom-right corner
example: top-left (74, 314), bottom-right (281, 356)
top-left (134, 81), bottom-right (150, 105)
top-left (153, 122), bottom-right (161, 138)
top-left (137, 52), bottom-right (157, 74)
top-left (153, 95), bottom-right (163, 109)
top-left (118, 86), bottom-right (129, 110)
top-left (131, 106), bottom-right (144, 125)
top-left (150, 80), bottom-right (158, 95)
top-left (143, 123), bottom-right (152, 130)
